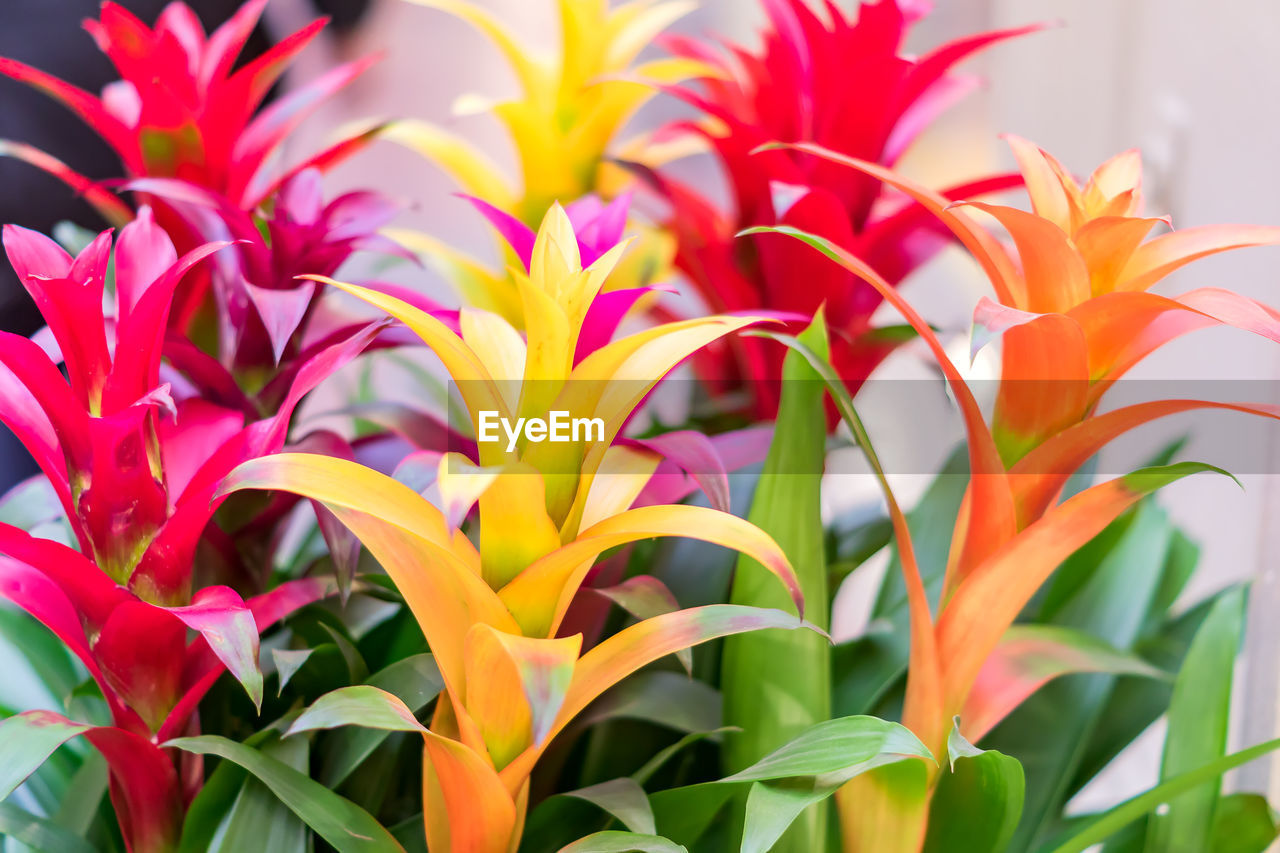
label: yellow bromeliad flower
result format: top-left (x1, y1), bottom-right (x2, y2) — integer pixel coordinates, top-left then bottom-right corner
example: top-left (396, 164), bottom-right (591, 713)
top-left (220, 203), bottom-right (809, 852)
top-left (384, 0), bottom-right (698, 324)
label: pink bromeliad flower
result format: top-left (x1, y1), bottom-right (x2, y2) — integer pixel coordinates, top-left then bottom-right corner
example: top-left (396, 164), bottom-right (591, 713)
top-left (0, 0), bottom-right (379, 219)
top-left (0, 212), bottom-right (375, 853)
top-left (129, 170), bottom-right (417, 412)
top-left (650, 0), bottom-right (1038, 418)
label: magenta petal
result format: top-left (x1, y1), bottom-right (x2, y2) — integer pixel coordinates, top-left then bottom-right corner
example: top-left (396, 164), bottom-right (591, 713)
top-left (635, 425), bottom-right (773, 508)
top-left (159, 399), bottom-right (246, 504)
top-left (630, 430), bottom-right (732, 513)
top-left (3, 223), bottom-right (73, 282)
top-left (232, 54), bottom-right (380, 207)
top-left (247, 576), bottom-right (335, 631)
top-left (201, 0), bottom-right (269, 86)
top-left (0, 555), bottom-right (95, 670)
top-left (0, 521), bottom-right (127, 629)
top-left (95, 600), bottom-right (187, 728)
top-left (0, 361), bottom-right (70, 502)
top-left (165, 585), bottom-right (263, 710)
top-left (105, 239), bottom-right (232, 413)
top-left (566, 191), bottom-right (632, 266)
top-left (574, 285), bottom-right (670, 363)
top-left (277, 167), bottom-right (325, 225)
top-left (69, 228), bottom-right (115, 296)
top-left (114, 206), bottom-right (178, 316)
top-left (323, 188), bottom-right (400, 240)
top-left (245, 280), bottom-right (316, 364)
top-left (0, 331), bottom-right (90, 469)
top-left (462, 194), bottom-right (536, 268)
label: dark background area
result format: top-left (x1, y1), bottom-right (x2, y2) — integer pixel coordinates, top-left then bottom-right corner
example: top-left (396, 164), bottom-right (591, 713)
top-left (0, 0), bottom-right (369, 486)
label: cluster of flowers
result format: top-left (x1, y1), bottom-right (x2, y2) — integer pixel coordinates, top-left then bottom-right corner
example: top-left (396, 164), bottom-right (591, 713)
top-left (0, 1), bottom-right (1277, 851)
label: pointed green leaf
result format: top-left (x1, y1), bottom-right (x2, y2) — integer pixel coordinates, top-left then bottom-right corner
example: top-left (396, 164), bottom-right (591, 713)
top-left (164, 735), bottom-right (404, 852)
top-left (319, 653), bottom-right (443, 788)
top-left (722, 314), bottom-right (832, 852)
top-left (922, 720), bottom-right (1024, 853)
top-left (1047, 737), bottom-right (1280, 853)
top-left (212, 736), bottom-right (309, 853)
top-left (286, 686), bottom-right (427, 738)
top-left (558, 831), bottom-right (688, 852)
top-left (1144, 587), bottom-right (1246, 851)
top-left (272, 648), bottom-right (317, 695)
top-left (0, 711), bottom-right (89, 801)
top-left (723, 715), bottom-right (931, 784)
top-left (563, 778), bottom-right (656, 835)
top-left (0, 801), bottom-right (98, 853)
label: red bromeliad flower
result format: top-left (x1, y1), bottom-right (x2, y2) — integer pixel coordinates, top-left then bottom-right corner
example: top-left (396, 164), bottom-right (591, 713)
top-left (650, 0), bottom-right (1037, 417)
top-left (0, 213), bottom-right (372, 852)
top-left (0, 0), bottom-right (379, 216)
top-left (0, 0), bottom-right (383, 335)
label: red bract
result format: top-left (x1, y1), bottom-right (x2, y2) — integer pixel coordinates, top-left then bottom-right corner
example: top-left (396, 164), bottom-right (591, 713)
top-left (652, 0), bottom-right (1037, 417)
top-left (129, 170), bottom-right (417, 413)
top-left (0, 0), bottom-right (379, 212)
top-left (0, 214), bottom-right (370, 851)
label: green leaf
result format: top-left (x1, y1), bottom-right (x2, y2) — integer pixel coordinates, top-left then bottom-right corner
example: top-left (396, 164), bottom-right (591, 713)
top-left (320, 623), bottom-right (370, 683)
top-left (0, 801), bottom-right (98, 853)
top-left (558, 831), bottom-right (688, 852)
top-left (832, 447), bottom-right (968, 719)
top-left (1044, 737), bottom-right (1280, 853)
top-left (164, 735), bottom-right (404, 852)
top-left (1068, 539), bottom-right (1210, 794)
top-left (179, 727), bottom-right (278, 853)
top-left (563, 778), bottom-right (657, 835)
top-left (272, 648), bottom-right (318, 695)
top-left (0, 710), bottom-right (89, 801)
top-left (51, 749), bottom-right (107, 837)
top-left (211, 736), bottom-right (309, 853)
top-left (722, 313), bottom-right (832, 853)
top-left (632, 727), bottom-right (736, 786)
top-left (650, 716), bottom-right (932, 850)
top-left (923, 721), bottom-right (1025, 853)
top-left (319, 653), bottom-right (443, 788)
top-left (728, 716), bottom-right (931, 853)
top-left (0, 607), bottom-right (82, 711)
top-left (1208, 793), bottom-right (1279, 853)
top-left (577, 671), bottom-right (721, 735)
top-left (287, 686), bottom-right (427, 738)
top-left (723, 716), bottom-right (930, 784)
top-left (1144, 587), bottom-right (1246, 851)
top-left (987, 501), bottom-right (1174, 850)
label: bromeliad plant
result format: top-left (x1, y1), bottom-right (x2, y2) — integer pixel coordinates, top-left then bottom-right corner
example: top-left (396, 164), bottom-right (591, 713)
top-left (0, 0), bottom-right (384, 341)
top-left (0, 0), bottom-right (379, 219)
top-left (218, 203), bottom-right (817, 850)
top-left (733, 138), bottom-right (1280, 851)
top-left (386, 0), bottom-right (689, 326)
top-left (3, 1), bottom-right (1280, 852)
top-left (650, 0), bottom-right (1036, 416)
top-left (0, 212), bottom-right (365, 852)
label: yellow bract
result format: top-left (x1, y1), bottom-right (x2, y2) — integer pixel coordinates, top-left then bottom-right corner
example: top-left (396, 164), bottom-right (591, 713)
top-left (387, 0), bottom-right (693, 326)
top-left (311, 203), bottom-right (766, 532)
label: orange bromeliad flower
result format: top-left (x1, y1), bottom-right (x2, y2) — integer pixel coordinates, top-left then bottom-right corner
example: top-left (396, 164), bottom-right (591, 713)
top-left (750, 138), bottom-right (1280, 851)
